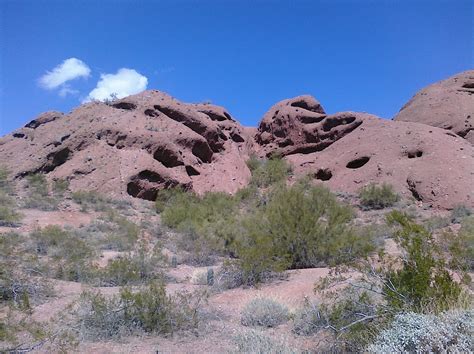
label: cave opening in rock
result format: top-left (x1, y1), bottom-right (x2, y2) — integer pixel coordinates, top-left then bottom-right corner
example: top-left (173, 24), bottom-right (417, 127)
top-left (111, 102), bottom-right (137, 110)
top-left (346, 156), bottom-right (370, 169)
top-left (407, 150), bottom-right (423, 158)
top-left (314, 168), bottom-right (332, 181)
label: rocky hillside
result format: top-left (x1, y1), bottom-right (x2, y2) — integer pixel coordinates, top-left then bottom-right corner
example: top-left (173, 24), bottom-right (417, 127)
top-left (1, 72), bottom-right (473, 209)
top-left (394, 70), bottom-right (474, 143)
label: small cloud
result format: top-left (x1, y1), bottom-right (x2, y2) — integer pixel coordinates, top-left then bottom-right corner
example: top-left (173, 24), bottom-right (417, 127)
top-left (58, 85), bottom-right (79, 97)
top-left (38, 58), bottom-right (91, 90)
top-left (84, 68), bottom-right (148, 102)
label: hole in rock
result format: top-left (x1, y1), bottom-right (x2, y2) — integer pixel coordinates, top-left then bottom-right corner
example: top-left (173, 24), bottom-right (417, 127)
top-left (323, 116), bottom-right (356, 132)
top-left (144, 109), bottom-right (159, 117)
top-left (185, 166), bottom-right (200, 176)
top-left (42, 147), bottom-right (71, 172)
top-left (346, 156), bottom-right (370, 169)
top-left (407, 150), bottom-right (423, 159)
top-left (13, 133), bottom-right (25, 138)
top-left (290, 100), bottom-right (323, 113)
top-left (111, 102), bottom-right (137, 110)
top-left (407, 179), bottom-right (423, 201)
top-left (230, 132), bottom-right (245, 143)
top-left (299, 115), bottom-right (325, 124)
top-left (462, 82), bottom-right (474, 89)
top-left (153, 147), bottom-right (183, 167)
top-left (314, 168), bottom-right (332, 181)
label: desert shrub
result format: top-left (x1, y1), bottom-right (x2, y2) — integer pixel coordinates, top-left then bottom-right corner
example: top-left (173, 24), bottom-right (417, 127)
top-left (213, 260), bottom-right (245, 290)
top-left (292, 298), bottom-right (324, 336)
top-left (0, 166), bottom-right (12, 194)
top-left (233, 329), bottom-right (297, 354)
top-left (1, 232), bottom-right (51, 307)
top-left (161, 191), bottom-right (240, 265)
top-left (249, 156), bottom-right (291, 188)
top-left (72, 190), bottom-right (109, 211)
top-left (442, 216), bottom-right (474, 272)
top-left (29, 226), bottom-right (96, 281)
top-left (451, 204), bottom-right (472, 223)
top-left (155, 187), bottom-right (187, 213)
top-left (367, 310), bottom-right (474, 353)
top-left (0, 193), bottom-right (22, 227)
top-left (72, 213), bottom-right (139, 252)
top-left (310, 212), bottom-right (471, 352)
top-left (384, 211), bottom-right (462, 312)
top-left (24, 174), bottom-right (58, 210)
top-left (0, 308), bottom-right (77, 352)
top-left (98, 244), bottom-right (166, 286)
top-left (423, 215), bottom-right (450, 232)
top-left (234, 183), bottom-right (374, 276)
top-left (358, 183), bottom-right (399, 210)
top-left (98, 211), bottom-right (140, 251)
top-left (52, 178), bottom-right (69, 197)
top-left (241, 298), bottom-right (289, 328)
top-left (75, 280), bottom-right (205, 340)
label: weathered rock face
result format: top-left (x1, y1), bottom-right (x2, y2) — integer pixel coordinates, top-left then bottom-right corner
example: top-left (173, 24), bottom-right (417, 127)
top-left (393, 70), bottom-right (474, 144)
top-left (286, 116), bottom-right (474, 209)
top-left (1, 72), bottom-right (473, 209)
top-left (255, 96), bottom-right (363, 156)
top-left (0, 90), bottom-right (252, 200)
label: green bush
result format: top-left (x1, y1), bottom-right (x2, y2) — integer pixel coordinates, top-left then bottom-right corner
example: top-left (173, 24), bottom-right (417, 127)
top-left (451, 204), bottom-right (472, 223)
top-left (385, 211), bottom-right (462, 312)
top-left (98, 244), bottom-right (166, 286)
top-left (52, 178), bottom-right (69, 197)
top-left (24, 174), bottom-right (58, 210)
top-left (233, 329), bottom-right (297, 354)
top-left (442, 216), bottom-right (474, 272)
top-left (75, 280), bottom-right (205, 340)
top-left (161, 191), bottom-right (239, 265)
top-left (358, 183), bottom-right (399, 210)
top-left (367, 310), bottom-right (474, 353)
top-left (1, 232), bottom-right (52, 307)
top-left (234, 183), bottom-right (374, 280)
top-left (248, 157), bottom-right (291, 188)
top-left (0, 192), bottom-right (22, 226)
top-left (29, 226), bottom-right (96, 281)
top-left (0, 166), bottom-right (13, 194)
top-left (241, 297), bottom-right (289, 328)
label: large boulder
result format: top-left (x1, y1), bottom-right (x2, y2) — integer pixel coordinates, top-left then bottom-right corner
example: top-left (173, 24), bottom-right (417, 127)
top-left (287, 116), bottom-right (474, 209)
top-left (393, 70), bottom-right (474, 144)
top-left (0, 90), bottom-right (252, 200)
top-left (255, 95), bottom-right (363, 156)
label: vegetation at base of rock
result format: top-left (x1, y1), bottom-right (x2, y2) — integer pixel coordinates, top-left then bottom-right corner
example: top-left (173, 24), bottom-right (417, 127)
top-left (384, 211), bottom-right (463, 312)
top-left (233, 329), bottom-right (296, 354)
top-left (74, 280), bottom-right (205, 340)
top-left (367, 310), bottom-right (473, 353)
top-left (241, 297), bottom-right (289, 327)
top-left (450, 204), bottom-right (472, 223)
top-left (24, 174), bottom-right (60, 211)
top-left (307, 211), bottom-right (472, 352)
top-left (0, 167), bottom-right (22, 226)
top-left (158, 180), bottom-right (378, 283)
top-left (247, 156), bottom-right (292, 188)
top-left (72, 190), bottom-right (132, 212)
top-left (358, 183), bottom-right (399, 209)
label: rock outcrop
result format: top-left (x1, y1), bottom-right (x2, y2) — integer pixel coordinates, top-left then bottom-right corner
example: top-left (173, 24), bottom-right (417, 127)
top-left (393, 70), bottom-right (474, 144)
top-left (1, 71), bottom-right (473, 209)
top-left (0, 90), bottom-right (252, 200)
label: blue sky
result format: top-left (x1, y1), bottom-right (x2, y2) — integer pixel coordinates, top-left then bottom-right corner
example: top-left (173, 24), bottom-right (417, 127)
top-left (0, 0), bottom-right (472, 135)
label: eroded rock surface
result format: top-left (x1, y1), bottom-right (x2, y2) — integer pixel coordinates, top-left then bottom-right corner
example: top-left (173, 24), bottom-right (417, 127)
top-left (0, 90), bottom-right (252, 200)
top-left (394, 70), bottom-right (474, 144)
top-left (1, 72), bottom-right (473, 209)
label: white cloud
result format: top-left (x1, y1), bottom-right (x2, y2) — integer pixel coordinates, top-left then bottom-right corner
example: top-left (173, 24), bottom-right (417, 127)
top-left (58, 85), bottom-right (79, 97)
top-left (84, 68), bottom-right (148, 102)
top-left (39, 58), bottom-right (91, 90)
